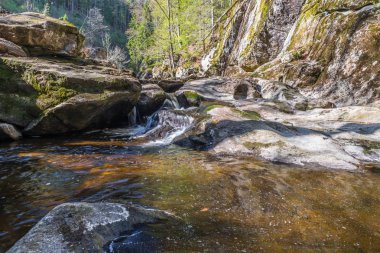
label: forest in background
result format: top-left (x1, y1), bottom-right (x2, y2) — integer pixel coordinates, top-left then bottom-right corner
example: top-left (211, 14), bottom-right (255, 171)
top-left (0, 0), bottom-right (232, 72)
top-left (0, 0), bottom-right (131, 46)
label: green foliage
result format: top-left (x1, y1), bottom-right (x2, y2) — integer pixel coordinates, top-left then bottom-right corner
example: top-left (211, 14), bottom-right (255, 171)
top-left (127, 2), bottom-right (155, 71)
top-left (59, 13), bottom-right (68, 21)
top-left (0, 0), bottom-right (131, 48)
top-left (127, 0), bottom-right (231, 72)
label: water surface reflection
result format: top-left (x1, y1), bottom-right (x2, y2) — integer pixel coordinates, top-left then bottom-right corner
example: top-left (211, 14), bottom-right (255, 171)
top-left (0, 137), bottom-right (379, 252)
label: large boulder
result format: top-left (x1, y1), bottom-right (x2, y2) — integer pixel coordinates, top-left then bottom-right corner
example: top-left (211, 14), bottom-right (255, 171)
top-left (174, 77), bottom-right (380, 170)
top-left (157, 80), bottom-right (184, 93)
top-left (0, 12), bottom-right (84, 57)
top-left (178, 104), bottom-right (380, 170)
top-left (0, 57), bottom-right (141, 136)
top-left (7, 202), bottom-right (173, 253)
top-left (137, 83), bottom-right (167, 117)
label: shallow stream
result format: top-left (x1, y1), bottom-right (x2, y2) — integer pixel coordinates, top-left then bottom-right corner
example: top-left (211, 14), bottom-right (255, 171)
top-left (0, 111), bottom-right (379, 252)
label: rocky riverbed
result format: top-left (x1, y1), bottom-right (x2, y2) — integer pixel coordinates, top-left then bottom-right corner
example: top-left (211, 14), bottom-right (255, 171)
top-left (0, 7), bottom-right (380, 253)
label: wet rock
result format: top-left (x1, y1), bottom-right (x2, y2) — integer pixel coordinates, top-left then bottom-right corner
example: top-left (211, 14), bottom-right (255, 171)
top-left (176, 78), bottom-right (262, 105)
top-left (176, 77), bottom-right (233, 103)
top-left (137, 84), bottom-right (167, 117)
top-left (7, 202), bottom-right (173, 253)
top-left (0, 57), bottom-right (141, 135)
top-left (141, 109), bottom-right (194, 144)
top-left (0, 38), bottom-right (27, 57)
top-left (0, 123), bottom-right (22, 141)
top-left (157, 80), bottom-right (184, 93)
top-left (178, 102), bottom-right (380, 170)
top-left (0, 12), bottom-right (84, 57)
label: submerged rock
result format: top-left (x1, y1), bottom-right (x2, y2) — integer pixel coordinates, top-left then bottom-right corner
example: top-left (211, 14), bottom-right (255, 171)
top-left (0, 12), bottom-right (84, 57)
top-left (0, 57), bottom-right (141, 135)
top-left (7, 202), bottom-right (173, 253)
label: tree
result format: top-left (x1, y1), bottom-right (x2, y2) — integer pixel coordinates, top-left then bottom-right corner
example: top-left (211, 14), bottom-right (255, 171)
top-left (42, 2), bottom-right (50, 16)
top-left (126, 0), bottom-right (232, 72)
top-left (107, 46), bottom-right (128, 70)
top-left (80, 7), bottom-right (109, 47)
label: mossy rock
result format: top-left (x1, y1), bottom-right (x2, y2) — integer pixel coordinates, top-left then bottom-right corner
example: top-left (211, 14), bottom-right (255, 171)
top-left (232, 108), bottom-right (261, 120)
top-left (0, 56), bottom-right (141, 135)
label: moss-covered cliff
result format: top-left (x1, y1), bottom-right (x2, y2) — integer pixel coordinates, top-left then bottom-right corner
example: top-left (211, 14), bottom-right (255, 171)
top-left (202, 0), bottom-right (380, 105)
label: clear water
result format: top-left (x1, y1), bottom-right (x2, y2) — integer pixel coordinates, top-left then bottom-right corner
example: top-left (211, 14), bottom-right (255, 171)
top-left (0, 133), bottom-right (379, 252)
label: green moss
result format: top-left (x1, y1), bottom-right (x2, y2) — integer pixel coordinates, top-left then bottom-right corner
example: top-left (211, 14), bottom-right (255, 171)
top-left (37, 87), bottom-right (77, 109)
top-left (359, 140), bottom-right (380, 155)
top-left (203, 104), bottom-right (224, 112)
top-left (21, 70), bottom-right (77, 109)
top-left (232, 108), bottom-right (261, 120)
top-left (243, 141), bottom-right (286, 150)
top-left (184, 90), bottom-right (200, 100)
top-left (241, 0), bottom-right (273, 59)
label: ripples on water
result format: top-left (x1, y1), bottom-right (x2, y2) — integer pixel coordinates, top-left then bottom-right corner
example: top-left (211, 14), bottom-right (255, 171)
top-left (0, 132), bottom-right (379, 252)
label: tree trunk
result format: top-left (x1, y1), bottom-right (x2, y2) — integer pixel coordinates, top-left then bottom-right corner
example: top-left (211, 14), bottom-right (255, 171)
top-left (167, 0), bottom-right (175, 77)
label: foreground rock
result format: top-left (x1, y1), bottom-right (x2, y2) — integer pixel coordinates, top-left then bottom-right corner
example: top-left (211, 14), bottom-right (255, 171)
top-left (0, 57), bottom-right (141, 136)
top-left (0, 123), bottom-right (22, 141)
top-left (0, 12), bottom-right (83, 57)
top-left (7, 202), bottom-right (173, 253)
top-left (175, 78), bottom-right (380, 170)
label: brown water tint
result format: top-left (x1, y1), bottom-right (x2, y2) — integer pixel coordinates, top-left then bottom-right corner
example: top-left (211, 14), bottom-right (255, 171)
top-left (0, 136), bottom-right (379, 252)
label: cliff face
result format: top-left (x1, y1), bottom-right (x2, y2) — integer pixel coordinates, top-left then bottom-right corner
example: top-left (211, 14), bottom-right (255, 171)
top-left (203, 0), bottom-right (380, 105)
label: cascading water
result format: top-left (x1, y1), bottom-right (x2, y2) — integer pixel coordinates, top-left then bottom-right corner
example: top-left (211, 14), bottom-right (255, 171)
top-left (164, 93), bottom-right (181, 109)
top-left (103, 94), bottom-right (193, 146)
top-left (140, 110), bottom-right (194, 146)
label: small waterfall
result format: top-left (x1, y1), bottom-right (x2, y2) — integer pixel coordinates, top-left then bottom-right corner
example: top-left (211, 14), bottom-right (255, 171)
top-left (104, 96), bottom-right (191, 145)
top-left (140, 110), bottom-right (194, 146)
top-left (164, 93), bottom-right (181, 109)
top-left (201, 48), bottom-right (216, 72)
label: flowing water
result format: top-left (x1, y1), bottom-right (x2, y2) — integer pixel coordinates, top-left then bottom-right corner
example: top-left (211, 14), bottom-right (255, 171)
top-left (0, 109), bottom-right (380, 252)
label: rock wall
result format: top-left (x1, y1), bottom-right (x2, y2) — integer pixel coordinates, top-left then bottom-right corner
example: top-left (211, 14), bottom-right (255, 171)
top-left (202, 0), bottom-right (380, 105)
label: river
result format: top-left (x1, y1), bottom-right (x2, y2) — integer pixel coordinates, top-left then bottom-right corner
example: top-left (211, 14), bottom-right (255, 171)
top-left (0, 109), bottom-right (379, 252)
